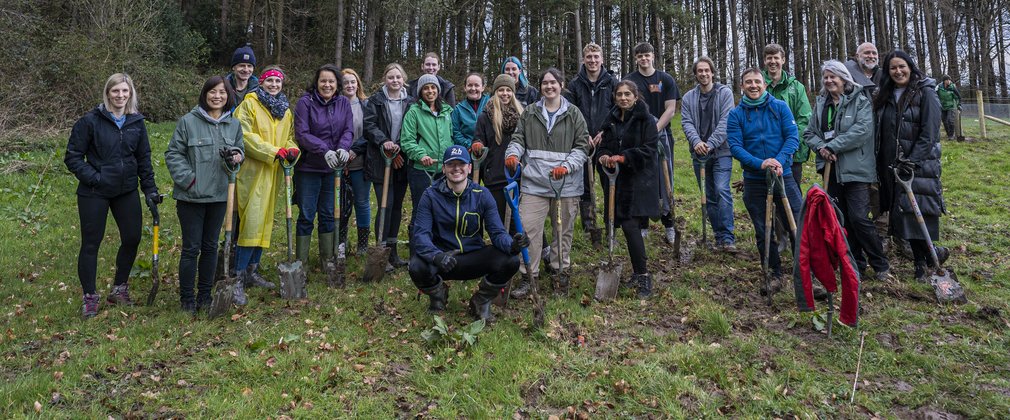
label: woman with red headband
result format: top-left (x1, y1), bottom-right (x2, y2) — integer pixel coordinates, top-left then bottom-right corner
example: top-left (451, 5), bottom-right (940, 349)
top-left (233, 65), bottom-right (300, 304)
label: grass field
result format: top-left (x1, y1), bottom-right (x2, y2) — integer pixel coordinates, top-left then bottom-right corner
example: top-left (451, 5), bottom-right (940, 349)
top-left (1, 115), bottom-right (1008, 418)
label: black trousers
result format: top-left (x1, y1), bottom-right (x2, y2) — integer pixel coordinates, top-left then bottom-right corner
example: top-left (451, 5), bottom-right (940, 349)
top-left (372, 171), bottom-right (408, 245)
top-left (177, 200), bottom-right (227, 304)
top-left (618, 217), bottom-right (649, 274)
top-left (827, 181), bottom-right (889, 273)
top-left (408, 246), bottom-right (520, 289)
top-left (77, 191), bottom-right (143, 294)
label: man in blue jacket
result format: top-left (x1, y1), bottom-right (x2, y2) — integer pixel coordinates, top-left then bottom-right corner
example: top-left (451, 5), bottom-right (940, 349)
top-left (727, 68), bottom-right (803, 296)
top-left (410, 145), bottom-right (528, 322)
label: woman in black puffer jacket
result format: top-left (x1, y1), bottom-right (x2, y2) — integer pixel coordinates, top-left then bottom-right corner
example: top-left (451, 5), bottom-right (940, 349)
top-left (873, 50), bottom-right (947, 280)
top-left (64, 73), bottom-right (160, 318)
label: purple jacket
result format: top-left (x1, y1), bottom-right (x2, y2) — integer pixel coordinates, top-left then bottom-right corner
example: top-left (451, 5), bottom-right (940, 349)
top-left (294, 90), bottom-right (354, 173)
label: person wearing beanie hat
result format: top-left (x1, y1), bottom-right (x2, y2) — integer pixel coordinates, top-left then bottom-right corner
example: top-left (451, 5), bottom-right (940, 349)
top-left (936, 74), bottom-right (961, 140)
top-left (492, 74), bottom-right (515, 93)
top-left (472, 73), bottom-right (524, 235)
top-left (406, 53), bottom-right (458, 106)
top-left (501, 56), bottom-right (540, 106)
top-left (227, 44), bottom-right (259, 105)
top-left (408, 144), bottom-right (527, 322)
top-left (451, 73), bottom-right (490, 150)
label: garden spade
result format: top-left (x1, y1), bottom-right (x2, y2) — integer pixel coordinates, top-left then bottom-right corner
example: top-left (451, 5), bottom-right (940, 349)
top-left (277, 154), bottom-right (307, 299)
top-left (492, 163), bottom-right (522, 307)
top-left (209, 154), bottom-right (241, 319)
top-left (326, 164), bottom-right (346, 288)
top-left (145, 194), bottom-right (164, 306)
top-left (762, 169), bottom-right (776, 306)
top-left (659, 144), bottom-right (682, 259)
top-left (505, 176), bottom-right (545, 328)
top-left (695, 155), bottom-right (709, 247)
top-left (470, 147), bottom-right (486, 184)
top-left (894, 167), bottom-right (967, 304)
top-left (594, 163), bottom-right (621, 302)
top-left (363, 150), bottom-right (396, 282)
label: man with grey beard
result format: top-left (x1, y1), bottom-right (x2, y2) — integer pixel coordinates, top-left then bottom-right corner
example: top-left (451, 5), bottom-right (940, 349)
top-left (845, 42), bottom-right (882, 98)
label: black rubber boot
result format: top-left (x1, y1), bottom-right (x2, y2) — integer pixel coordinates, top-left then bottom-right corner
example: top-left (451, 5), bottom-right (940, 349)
top-left (419, 279), bottom-right (447, 312)
top-left (634, 273), bottom-right (653, 299)
top-left (388, 243), bottom-right (408, 268)
top-left (469, 278), bottom-right (505, 322)
top-left (356, 228), bottom-right (370, 256)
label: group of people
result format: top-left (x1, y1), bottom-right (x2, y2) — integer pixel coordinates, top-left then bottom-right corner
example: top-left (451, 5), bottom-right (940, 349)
top-left (64, 40), bottom-right (950, 322)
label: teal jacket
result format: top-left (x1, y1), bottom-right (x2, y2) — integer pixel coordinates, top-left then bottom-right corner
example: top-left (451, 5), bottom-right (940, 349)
top-left (165, 107), bottom-right (245, 203)
top-left (804, 85), bottom-right (877, 184)
top-left (400, 101), bottom-right (454, 172)
top-left (451, 95), bottom-right (490, 147)
top-left (764, 70), bottom-right (813, 163)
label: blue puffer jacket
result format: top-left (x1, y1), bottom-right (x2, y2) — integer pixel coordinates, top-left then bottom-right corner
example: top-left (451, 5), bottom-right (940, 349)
top-left (411, 178), bottom-right (513, 263)
top-left (451, 94), bottom-right (490, 147)
top-left (64, 105), bottom-right (158, 198)
top-left (727, 92), bottom-right (800, 180)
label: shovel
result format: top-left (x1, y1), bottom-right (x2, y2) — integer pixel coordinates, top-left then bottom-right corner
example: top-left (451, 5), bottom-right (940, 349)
top-left (362, 149), bottom-right (396, 282)
top-left (894, 167), bottom-right (966, 304)
top-left (492, 163), bottom-right (522, 308)
top-left (326, 164), bottom-right (347, 288)
top-left (594, 162), bottom-right (622, 301)
top-left (277, 154), bottom-right (307, 299)
top-left (505, 175), bottom-right (545, 328)
top-left (470, 147), bottom-right (487, 184)
top-left (695, 155), bottom-right (709, 247)
top-left (762, 169), bottom-right (777, 306)
top-left (955, 108), bottom-right (965, 142)
top-left (209, 155), bottom-right (241, 319)
top-left (659, 143), bottom-right (682, 259)
top-left (550, 174), bottom-right (568, 296)
top-left (822, 160), bottom-right (835, 337)
top-left (145, 194), bottom-right (164, 305)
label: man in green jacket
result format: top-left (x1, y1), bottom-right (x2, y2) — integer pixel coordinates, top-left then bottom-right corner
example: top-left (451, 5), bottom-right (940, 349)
top-left (937, 75), bottom-right (962, 140)
top-left (763, 43), bottom-right (813, 186)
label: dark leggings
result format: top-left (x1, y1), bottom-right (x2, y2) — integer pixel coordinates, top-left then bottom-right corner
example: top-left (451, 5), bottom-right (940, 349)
top-left (408, 245), bottom-right (520, 289)
top-left (619, 217), bottom-right (649, 274)
top-left (77, 192), bottom-right (143, 294)
top-left (177, 200), bottom-right (227, 303)
top-left (909, 239), bottom-right (937, 266)
top-left (372, 176), bottom-right (408, 245)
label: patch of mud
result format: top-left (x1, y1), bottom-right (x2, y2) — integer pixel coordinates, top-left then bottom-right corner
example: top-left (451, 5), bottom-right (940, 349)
top-left (892, 406), bottom-right (965, 420)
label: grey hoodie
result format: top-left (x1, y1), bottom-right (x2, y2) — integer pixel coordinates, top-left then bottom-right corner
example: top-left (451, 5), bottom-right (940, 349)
top-left (681, 83), bottom-right (735, 159)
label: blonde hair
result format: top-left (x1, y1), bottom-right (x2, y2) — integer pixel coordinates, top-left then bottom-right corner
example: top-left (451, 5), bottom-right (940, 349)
top-left (490, 86), bottom-right (524, 145)
top-left (103, 73), bottom-right (139, 114)
top-left (383, 63), bottom-right (407, 84)
top-left (341, 68), bottom-right (368, 100)
top-left (582, 43), bottom-right (603, 56)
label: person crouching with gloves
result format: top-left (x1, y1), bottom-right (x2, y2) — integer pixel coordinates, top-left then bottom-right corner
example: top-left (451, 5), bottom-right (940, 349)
top-left (409, 145), bottom-right (528, 322)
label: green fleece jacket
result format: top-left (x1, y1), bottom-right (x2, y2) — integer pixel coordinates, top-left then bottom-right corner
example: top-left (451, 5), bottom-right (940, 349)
top-left (399, 101), bottom-right (454, 172)
top-left (764, 70), bottom-right (813, 163)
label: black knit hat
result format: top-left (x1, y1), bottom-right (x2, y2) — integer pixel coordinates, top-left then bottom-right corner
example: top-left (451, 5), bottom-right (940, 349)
top-left (231, 44), bottom-right (256, 67)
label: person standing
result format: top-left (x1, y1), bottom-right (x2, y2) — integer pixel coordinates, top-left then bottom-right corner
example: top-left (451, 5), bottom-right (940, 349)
top-left (505, 68), bottom-right (591, 296)
top-left (681, 57), bottom-right (737, 251)
top-left (874, 50), bottom-right (948, 281)
top-left (165, 76), bottom-right (245, 313)
top-left (623, 42), bottom-right (680, 244)
top-left (293, 64), bottom-right (354, 269)
top-left (233, 66), bottom-right (300, 304)
top-left (451, 73), bottom-right (490, 149)
top-left (472, 74), bottom-right (524, 227)
top-left (936, 75), bottom-right (962, 140)
top-left (340, 68), bottom-right (372, 255)
top-left (65, 73), bottom-right (161, 318)
top-left (804, 60), bottom-right (891, 281)
top-left (501, 56), bottom-right (540, 106)
top-left (227, 44), bottom-right (259, 106)
top-left (565, 42), bottom-right (616, 248)
top-left (406, 52), bottom-right (457, 107)
top-left (845, 42), bottom-right (882, 98)
top-left (727, 68), bottom-right (803, 297)
top-left (597, 81), bottom-right (661, 298)
top-left (762, 43), bottom-right (812, 186)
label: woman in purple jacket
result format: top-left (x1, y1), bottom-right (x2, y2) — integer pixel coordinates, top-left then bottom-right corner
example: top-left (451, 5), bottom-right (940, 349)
top-left (294, 64), bottom-right (355, 268)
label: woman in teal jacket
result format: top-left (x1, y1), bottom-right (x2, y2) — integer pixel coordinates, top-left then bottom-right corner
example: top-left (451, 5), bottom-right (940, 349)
top-left (165, 76), bottom-right (245, 313)
top-left (451, 73), bottom-right (490, 149)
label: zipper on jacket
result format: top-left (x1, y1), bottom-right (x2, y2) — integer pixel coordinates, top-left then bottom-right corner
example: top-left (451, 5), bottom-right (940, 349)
top-left (454, 193), bottom-right (464, 251)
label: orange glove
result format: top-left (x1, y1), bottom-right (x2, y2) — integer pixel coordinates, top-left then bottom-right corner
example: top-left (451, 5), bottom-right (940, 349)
top-left (550, 166), bottom-right (569, 179)
top-left (469, 142), bottom-right (485, 154)
top-left (392, 153), bottom-right (405, 169)
top-left (610, 155), bottom-right (625, 165)
top-left (505, 155), bottom-right (519, 170)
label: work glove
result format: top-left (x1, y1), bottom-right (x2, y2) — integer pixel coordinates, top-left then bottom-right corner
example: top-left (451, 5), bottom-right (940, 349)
top-left (392, 153), bottom-right (405, 169)
top-left (509, 233), bottom-right (530, 255)
top-left (550, 166), bottom-right (569, 180)
top-left (609, 155), bottom-right (625, 165)
top-left (219, 147), bottom-right (242, 164)
top-left (469, 142), bottom-right (484, 155)
top-left (433, 251), bottom-right (458, 273)
top-left (895, 158), bottom-right (918, 179)
top-left (285, 148), bottom-right (300, 164)
top-left (324, 150), bottom-right (349, 169)
top-left (505, 155), bottom-right (519, 170)
top-left (275, 148), bottom-right (288, 161)
top-left (145, 192), bottom-right (163, 208)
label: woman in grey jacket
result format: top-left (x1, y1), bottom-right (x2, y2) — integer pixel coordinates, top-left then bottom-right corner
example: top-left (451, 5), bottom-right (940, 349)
top-left (804, 60), bottom-right (890, 280)
top-left (165, 76), bottom-right (245, 313)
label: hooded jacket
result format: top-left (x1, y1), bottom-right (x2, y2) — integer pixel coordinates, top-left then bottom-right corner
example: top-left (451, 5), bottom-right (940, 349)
top-left (565, 65), bottom-right (616, 136)
top-left (294, 90), bottom-right (355, 173)
top-left (727, 93), bottom-right (800, 180)
top-left (234, 92), bottom-right (297, 248)
top-left (165, 107), bottom-right (245, 203)
top-left (844, 59), bottom-right (881, 98)
top-left (936, 83), bottom-right (961, 110)
top-left (804, 85), bottom-right (877, 184)
top-left (471, 103), bottom-right (519, 190)
top-left (65, 105), bottom-right (158, 199)
top-left (407, 75), bottom-right (457, 107)
top-left (505, 97), bottom-right (591, 198)
top-left (227, 73), bottom-right (260, 107)
top-left (763, 70), bottom-right (812, 163)
top-left (400, 100), bottom-right (454, 172)
top-left (681, 83), bottom-right (735, 159)
top-left (362, 88), bottom-right (416, 182)
top-left (451, 94), bottom-right (490, 148)
top-left (598, 100), bottom-right (660, 220)
top-left (411, 178), bottom-right (513, 263)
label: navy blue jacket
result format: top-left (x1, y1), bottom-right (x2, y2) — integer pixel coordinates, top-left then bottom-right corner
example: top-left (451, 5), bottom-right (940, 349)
top-left (727, 93), bottom-right (799, 180)
top-left (65, 106), bottom-right (158, 198)
top-left (412, 178), bottom-right (513, 262)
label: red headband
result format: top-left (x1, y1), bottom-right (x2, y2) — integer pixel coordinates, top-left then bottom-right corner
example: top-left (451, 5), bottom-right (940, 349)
top-left (261, 69), bottom-right (285, 81)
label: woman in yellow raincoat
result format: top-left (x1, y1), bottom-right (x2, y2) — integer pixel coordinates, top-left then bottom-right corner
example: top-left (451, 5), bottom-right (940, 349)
top-left (234, 65), bottom-right (300, 304)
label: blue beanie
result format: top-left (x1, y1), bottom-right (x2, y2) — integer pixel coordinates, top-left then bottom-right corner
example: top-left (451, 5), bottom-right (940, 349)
top-left (231, 44), bottom-right (256, 67)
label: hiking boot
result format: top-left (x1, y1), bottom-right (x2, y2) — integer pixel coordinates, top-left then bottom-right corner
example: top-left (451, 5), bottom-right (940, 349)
top-left (510, 278), bottom-right (532, 299)
top-left (469, 278), bottom-right (505, 322)
top-left (357, 228), bottom-right (370, 255)
top-left (760, 275), bottom-right (784, 296)
top-left (664, 227), bottom-right (677, 245)
top-left (933, 246), bottom-right (950, 267)
top-left (640, 229), bottom-right (649, 239)
top-left (874, 269), bottom-right (894, 282)
top-left (107, 284), bottom-right (135, 306)
top-left (195, 296), bottom-right (212, 314)
top-left (634, 273), bottom-right (653, 299)
top-left (181, 300), bottom-right (197, 315)
top-left (245, 264), bottom-right (276, 289)
top-left (420, 279), bottom-right (448, 312)
top-left (388, 243), bottom-right (408, 268)
top-left (233, 272), bottom-right (248, 306)
top-left (914, 263), bottom-right (928, 282)
top-left (82, 293), bottom-right (100, 319)
top-left (721, 242), bottom-right (738, 252)
top-left (542, 244), bottom-right (552, 261)
top-left (812, 281), bottom-right (829, 301)
top-left (554, 271), bottom-right (570, 295)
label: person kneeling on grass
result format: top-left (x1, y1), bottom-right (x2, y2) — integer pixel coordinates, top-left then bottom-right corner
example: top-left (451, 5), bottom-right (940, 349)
top-left (409, 145), bottom-right (528, 322)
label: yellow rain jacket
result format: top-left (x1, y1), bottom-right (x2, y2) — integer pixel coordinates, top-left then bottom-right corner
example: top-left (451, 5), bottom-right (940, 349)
top-left (235, 92), bottom-right (298, 248)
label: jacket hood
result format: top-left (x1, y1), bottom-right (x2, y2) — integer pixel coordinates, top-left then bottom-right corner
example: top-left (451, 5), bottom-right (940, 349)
top-left (192, 106), bottom-right (233, 124)
top-left (763, 69), bottom-right (796, 86)
top-left (917, 77), bottom-right (937, 89)
top-left (95, 104), bottom-right (145, 126)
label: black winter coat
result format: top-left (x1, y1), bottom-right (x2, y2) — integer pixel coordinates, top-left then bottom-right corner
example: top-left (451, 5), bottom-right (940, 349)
top-left (565, 66), bottom-right (617, 136)
top-left (363, 89), bottom-right (416, 183)
top-left (471, 110), bottom-right (517, 190)
top-left (598, 100), bottom-right (660, 220)
top-left (64, 106), bottom-right (158, 199)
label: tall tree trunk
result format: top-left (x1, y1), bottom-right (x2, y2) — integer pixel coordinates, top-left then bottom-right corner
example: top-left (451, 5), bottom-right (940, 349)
top-left (220, 0), bottom-right (230, 42)
top-left (334, 0), bottom-right (345, 67)
top-left (274, 0), bottom-right (283, 63)
top-left (363, 0), bottom-right (378, 83)
top-left (729, 0), bottom-right (739, 88)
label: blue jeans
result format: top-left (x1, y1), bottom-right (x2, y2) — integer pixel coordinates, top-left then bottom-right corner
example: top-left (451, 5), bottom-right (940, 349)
top-left (235, 246), bottom-right (263, 272)
top-left (742, 175), bottom-right (802, 276)
top-left (341, 169), bottom-right (371, 229)
top-left (294, 171), bottom-right (335, 236)
top-left (693, 156), bottom-right (735, 245)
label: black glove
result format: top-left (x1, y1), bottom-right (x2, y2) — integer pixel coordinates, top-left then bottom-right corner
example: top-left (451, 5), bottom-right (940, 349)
top-left (896, 158), bottom-right (918, 179)
top-left (509, 233), bottom-right (529, 255)
top-left (145, 192), bottom-right (163, 207)
top-left (433, 251), bottom-right (458, 273)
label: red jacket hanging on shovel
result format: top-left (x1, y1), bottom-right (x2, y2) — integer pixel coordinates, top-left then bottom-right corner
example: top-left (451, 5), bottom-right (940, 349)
top-left (792, 185), bottom-right (861, 327)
